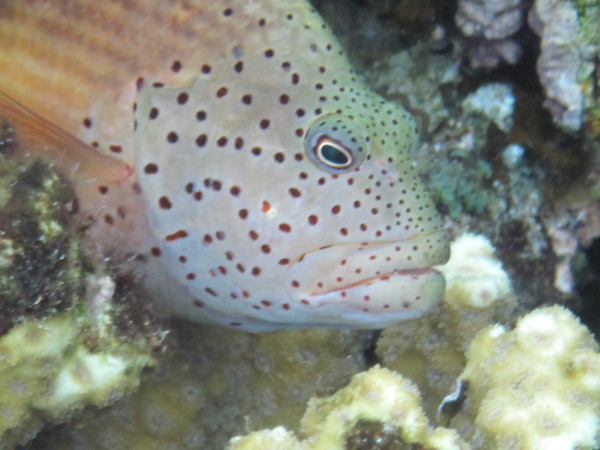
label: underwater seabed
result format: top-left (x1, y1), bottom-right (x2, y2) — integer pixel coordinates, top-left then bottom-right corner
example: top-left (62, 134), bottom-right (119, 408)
top-left (0, 0), bottom-right (599, 448)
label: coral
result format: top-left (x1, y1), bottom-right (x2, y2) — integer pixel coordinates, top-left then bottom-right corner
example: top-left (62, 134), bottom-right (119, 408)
top-left (438, 234), bottom-right (513, 310)
top-left (376, 234), bottom-right (516, 416)
top-left (366, 39), bottom-right (460, 135)
top-left (32, 325), bottom-right (372, 449)
top-left (547, 225), bottom-right (579, 294)
top-left (229, 307), bottom-right (600, 450)
top-left (0, 158), bottom-right (84, 335)
top-left (462, 83), bottom-right (515, 133)
top-left (228, 427), bottom-right (302, 450)
top-left (426, 129), bottom-right (494, 220)
top-left (421, 83), bottom-right (518, 220)
top-left (301, 367), bottom-right (430, 447)
top-left (528, 0), bottom-right (584, 131)
top-left (572, 0), bottom-right (600, 137)
top-left (455, 0), bottom-right (524, 68)
top-left (227, 366), bottom-right (470, 450)
top-left (456, 0), bottom-right (523, 40)
top-left (0, 157), bottom-right (160, 447)
top-left (0, 306), bottom-right (155, 448)
top-left (451, 306), bottom-right (600, 449)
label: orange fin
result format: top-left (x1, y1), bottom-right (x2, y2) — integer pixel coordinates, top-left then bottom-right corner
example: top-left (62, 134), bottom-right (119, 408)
top-left (0, 89), bottom-right (132, 185)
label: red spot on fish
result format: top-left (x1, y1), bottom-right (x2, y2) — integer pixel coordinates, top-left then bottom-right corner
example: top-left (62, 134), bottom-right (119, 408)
top-left (165, 230), bottom-right (188, 242)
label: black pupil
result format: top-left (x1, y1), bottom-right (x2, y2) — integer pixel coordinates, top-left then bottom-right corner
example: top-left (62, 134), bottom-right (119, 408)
top-left (321, 144), bottom-right (349, 165)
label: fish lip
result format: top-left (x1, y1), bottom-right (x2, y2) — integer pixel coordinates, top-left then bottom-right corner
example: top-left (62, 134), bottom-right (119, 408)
top-left (313, 267), bottom-right (441, 295)
top-left (285, 230), bottom-right (450, 299)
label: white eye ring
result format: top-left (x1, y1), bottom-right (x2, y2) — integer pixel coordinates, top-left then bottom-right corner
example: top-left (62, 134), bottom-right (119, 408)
top-left (304, 114), bottom-right (367, 174)
top-left (314, 137), bottom-right (353, 169)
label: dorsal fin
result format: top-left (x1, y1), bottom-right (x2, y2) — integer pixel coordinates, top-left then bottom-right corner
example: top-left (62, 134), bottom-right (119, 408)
top-left (0, 90), bottom-right (132, 186)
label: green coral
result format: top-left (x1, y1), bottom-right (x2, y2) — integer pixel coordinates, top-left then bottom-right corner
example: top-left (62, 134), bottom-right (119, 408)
top-left (430, 152), bottom-right (492, 219)
top-left (427, 95), bottom-right (497, 220)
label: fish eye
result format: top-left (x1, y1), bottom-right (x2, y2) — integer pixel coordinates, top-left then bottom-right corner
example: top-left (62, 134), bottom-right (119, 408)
top-left (315, 137), bottom-right (353, 169)
top-left (305, 114), bottom-right (367, 173)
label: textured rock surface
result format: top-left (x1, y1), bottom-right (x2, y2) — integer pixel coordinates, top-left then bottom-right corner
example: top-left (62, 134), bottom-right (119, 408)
top-left (0, 159), bottom-right (83, 335)
top-left (0, 295), bottom-right (156, 448)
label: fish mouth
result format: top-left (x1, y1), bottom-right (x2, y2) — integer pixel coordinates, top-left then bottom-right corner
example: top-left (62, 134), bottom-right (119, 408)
top-left (284, 230), bottom-right (449, 325)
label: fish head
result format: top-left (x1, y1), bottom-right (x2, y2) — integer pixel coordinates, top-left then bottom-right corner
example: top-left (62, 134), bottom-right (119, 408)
top-left (134, 12), bottom-right (449, 330)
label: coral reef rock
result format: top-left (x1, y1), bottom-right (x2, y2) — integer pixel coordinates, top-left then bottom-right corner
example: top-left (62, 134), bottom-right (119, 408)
top-left (529, 0), bottom-right (584, 130)
top-left (0, 159), bottom-right (83, 335)
top-left (462, 83), bottom-right (515, 133)
top-left (455, 0), bottom-right (525, 68)
top-left (0, 308), bottom-right (155, 448)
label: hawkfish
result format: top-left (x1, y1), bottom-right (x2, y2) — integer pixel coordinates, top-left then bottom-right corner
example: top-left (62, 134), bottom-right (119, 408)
top-left (0, 0), bottom-right (450, 331)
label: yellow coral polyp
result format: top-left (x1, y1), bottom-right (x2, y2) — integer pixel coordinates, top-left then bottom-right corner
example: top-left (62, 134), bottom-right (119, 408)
top-left (459, 306), bottom-right (600, 449)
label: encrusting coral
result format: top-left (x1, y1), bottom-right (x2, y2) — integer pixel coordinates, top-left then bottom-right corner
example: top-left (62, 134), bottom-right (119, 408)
top-left (455, 0), bottom-right (525, 68)
top-left (227, 366), bottom-right (469, 450)
top-left (452, 305), bottom-right (600, 449)
top-left (229, 306), bottom-right (600, 450)
top-left (529, 0), bottom-right (585, 131)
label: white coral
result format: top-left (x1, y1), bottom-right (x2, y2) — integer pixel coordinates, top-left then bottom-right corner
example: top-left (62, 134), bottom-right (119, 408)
top-left (437, 233), bottom-right (512, 309)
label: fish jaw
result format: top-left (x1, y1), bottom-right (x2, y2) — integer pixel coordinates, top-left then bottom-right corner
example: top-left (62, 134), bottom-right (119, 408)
top-left (283, 231), bottom-right (449, 327)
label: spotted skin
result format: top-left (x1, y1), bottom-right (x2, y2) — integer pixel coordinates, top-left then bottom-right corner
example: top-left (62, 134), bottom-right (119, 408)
top-left (0, 0), bottom-right (449, 331)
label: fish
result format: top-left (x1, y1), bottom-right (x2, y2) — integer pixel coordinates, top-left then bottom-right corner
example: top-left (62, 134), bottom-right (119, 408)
top-left (0, 0), bottom-right (450, 331)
